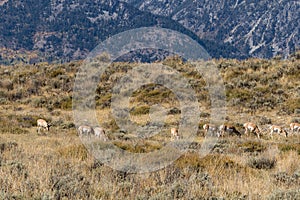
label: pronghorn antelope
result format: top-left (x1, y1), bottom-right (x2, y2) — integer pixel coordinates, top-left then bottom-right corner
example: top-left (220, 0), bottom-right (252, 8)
top-left (203, 124), bottom-right (218, 136)
top-left (78, 125), bottom-right (94, 137)
top-left (203, 124), bottom-right (210, 133)
top-left (243, 122), bottom-right (261, 138)
top-left (94, 127), bottom-right (108, 141)
top-left (37, 119), bottom-right (51, 134)
top-left (171, 128), bottom-right (180, 140)
top-left (218, 124), bottom-right (241, 137)
top-left (290, 123), bottom-right (300, 134)
top-left (269, 125), bottom-right (288, 138)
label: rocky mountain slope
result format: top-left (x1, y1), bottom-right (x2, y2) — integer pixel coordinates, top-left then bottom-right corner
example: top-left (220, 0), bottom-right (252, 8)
top-left (0, 0), bottom-right (298, 64)
top-left (0, 0), bottom-right (244, 64)
top-left (124, 0), bottom-right (300, 59)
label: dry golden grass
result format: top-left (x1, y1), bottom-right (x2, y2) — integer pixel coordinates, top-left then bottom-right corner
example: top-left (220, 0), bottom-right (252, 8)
top-left (0, 56), bottom-right (299, 199)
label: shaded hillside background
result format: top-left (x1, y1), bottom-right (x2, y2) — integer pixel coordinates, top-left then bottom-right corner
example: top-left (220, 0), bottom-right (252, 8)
top-left (1, 0), bottom-right (299, 65)
top-left (0, 54), bottom-right (299, 199)
top-left (0, 0), bottom-right (243, 65)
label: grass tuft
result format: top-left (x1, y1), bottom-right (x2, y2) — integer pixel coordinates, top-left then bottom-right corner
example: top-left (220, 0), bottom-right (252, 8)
top-left (57, 144), bottom-right (88, 161)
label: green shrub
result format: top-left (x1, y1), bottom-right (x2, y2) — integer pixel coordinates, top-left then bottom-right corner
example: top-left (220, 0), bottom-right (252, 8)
top-left (279, 144), bottom-right (300, 155)
top-left (32, 97), bottom-right (47, 108)
top-left (113, 140), bottom-right (162, 153)
top-left (50, 69), bottom-right (65, 78)
top-left (238, 141), bottom-right (266, 153)
top-left (130, 105), bottom-right (150, 116)
top-left (284, 98), bottom-right (300, 114)
top-left (0, 142), bottom-right (18, 153)
top-left (226, 88), bottom-right (251, 101)
top-left (96, 93), bottom-right (112, 108)
top-left (14, 115), bottom-right (40, 127)
top-left (0, 80), bottom-right (13, 91)
top-left (0, 127), bottom-right (29, 134)
top-left (60, 96), bottom-right (72, 110)
top-left (131, 84), bottom-right (176, 104)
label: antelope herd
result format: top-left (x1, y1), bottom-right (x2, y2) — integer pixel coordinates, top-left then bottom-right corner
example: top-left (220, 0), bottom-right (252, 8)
top-left (36, 118), bottom-right (299, 141)
top-left (171, 121), bottom-right (300, 140)
top-left (77, 125), bottom-right (108, 141)
top-left (36, 119), bottom-right (108, 140)
top-left (196, 122), bottom-right (299, 140)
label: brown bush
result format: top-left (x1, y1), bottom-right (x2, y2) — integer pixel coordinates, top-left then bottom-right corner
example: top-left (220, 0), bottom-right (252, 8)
top-left (0, 79), bottom-right (13, 91)
top-left (248, 156), bottom-right (276, 170)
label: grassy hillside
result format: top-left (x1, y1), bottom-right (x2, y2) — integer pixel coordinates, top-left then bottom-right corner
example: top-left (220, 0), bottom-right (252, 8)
top-left (0, 55), bottom-right (299, 199)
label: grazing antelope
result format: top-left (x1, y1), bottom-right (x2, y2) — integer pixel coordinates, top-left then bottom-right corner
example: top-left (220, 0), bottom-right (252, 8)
top-left (203, 124), bottom-right (218, 136)
top-left (94, 127), bottom-right (108, 141)
top-left (218, 124), bottom-right (241, 137)
top-left (37, 119), bottom-right (51, 134)
top-left (243, 122), bottom-right (261, 138)
top-left (290, 123), bottom-right (300, 134)
top-left (78, 125), bottom-right (94, 137)
top-left (171, 128), bottom-right (180, 140)
top-left (269, 125), bottom-right (288, 138)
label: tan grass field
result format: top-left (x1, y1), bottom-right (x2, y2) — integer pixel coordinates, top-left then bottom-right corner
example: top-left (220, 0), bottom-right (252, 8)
top-left (0, 55), bottom-right (299, 199)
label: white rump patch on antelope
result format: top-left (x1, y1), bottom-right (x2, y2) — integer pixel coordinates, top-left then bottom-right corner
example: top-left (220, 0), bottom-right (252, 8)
top-left (37, 119), bottom-right (50, 134)
top-left (171, 127), bottom-right (180, 140)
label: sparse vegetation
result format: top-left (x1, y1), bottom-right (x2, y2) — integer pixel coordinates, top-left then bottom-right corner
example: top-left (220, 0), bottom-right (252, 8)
top-left (0, 57), bottom-right (299, 199)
